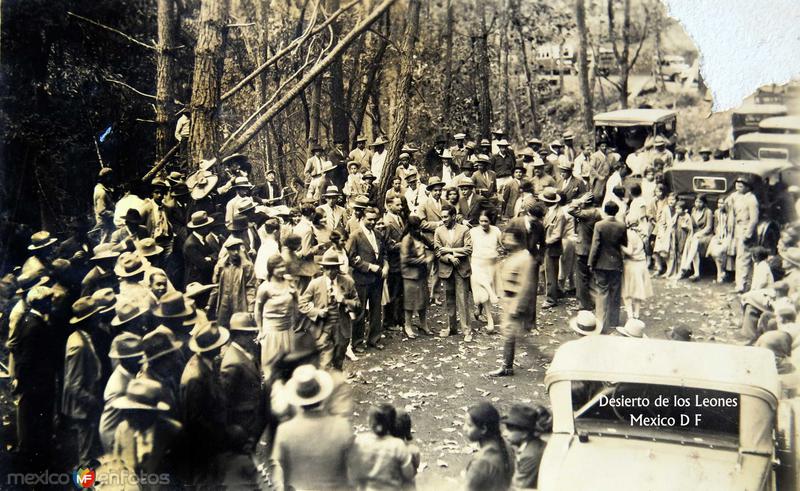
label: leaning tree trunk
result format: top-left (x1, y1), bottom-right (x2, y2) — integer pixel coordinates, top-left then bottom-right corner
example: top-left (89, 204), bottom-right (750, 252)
top-left (475, 2), bottom-right (493, 140)
top-left (155, 0), bottom-right (176, 160)
top-left (377, 0), bottom-right (421, 200)
top-left (575, 0), bottom-right (593, 133)
top-left (189, 0), bottom-right (229, 163)
top-left (328, 0), bottom-right (350, 146)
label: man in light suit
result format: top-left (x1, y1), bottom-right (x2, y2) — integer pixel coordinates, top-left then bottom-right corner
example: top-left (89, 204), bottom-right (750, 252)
top-left (435, 204), bottom-right (474, 341)
top-left (346, 208), bottom-right (388, 352)
top-left (488, 226), bottom-right (538, 377)
top-left (589, 201), bottom-right (628, 332)
top-left (501, 165), bottom-right (526, 219)
top-left (416, 177), bottom-right (446, 302)
top-left (540, 188), bottom-right (565, 308)
top-left (318, 185), bottom-right (347, 231)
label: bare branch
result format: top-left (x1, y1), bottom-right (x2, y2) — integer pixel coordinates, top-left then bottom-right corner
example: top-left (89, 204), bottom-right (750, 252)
top-left (227, 22), bottom-right (256, 27)
top-left (103, 77), bottom-right (157, 99)
top-left (67, 11), bottom-right (156, 51)
top-left (628, 17), bottom-right (650, 69)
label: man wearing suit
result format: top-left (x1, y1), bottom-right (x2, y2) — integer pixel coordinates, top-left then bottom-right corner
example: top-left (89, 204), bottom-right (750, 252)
top-left (457, 178), bottom-right (486, 227)
top-left (110, 208), bottom-right (149, 246)
top-left (556, 161), bottom-right (587, 294)
top-left (220, 313), bottom-right (265, 450)
top-left (424, 136), bottom-right (446, 178)
top-left (383, 197), bottom-right (405, 331)
top-left (507, 202), bottom-right (546, 330)
top-left (328, 139), bottom-right (349, 190)
top-left (567, 193), bottom-right (603, 310)
top-left (589, 201), bottom-right (628, 332)
top-left (490, 139), bottom-right (516, 189)
top-left (416, 177), bottom-right (446, 242)
top-left (262, 168), bottom-right (284, 205)
top-left (488, 226), bottom-right (538, 377)
top-left (318, 185), bottom-right (347, 231)
top-left (540, 188), bottom-right (565, 308)
top-left (501, 166), bottom-right (526, 219)
top-left (471, 154), bottom-right (497, 197)
top-left (346, 208), bottom-right (388, 352)
top-left (99, 332), bottom-right (143, 451)
top-left (434, 205), bottom-right (474, 341)
top-left (183, 211), bottom-right (217, 288)
top-left (299, 249), bottom-right (361, 369)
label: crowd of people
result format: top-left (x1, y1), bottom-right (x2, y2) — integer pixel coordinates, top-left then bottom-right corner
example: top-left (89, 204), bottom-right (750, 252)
top-left (4, 125), bottom-right (800, 489)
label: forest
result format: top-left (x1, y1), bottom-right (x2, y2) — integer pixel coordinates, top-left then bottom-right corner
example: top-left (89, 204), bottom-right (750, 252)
top-left (0, 0), bottom-right (690, 267)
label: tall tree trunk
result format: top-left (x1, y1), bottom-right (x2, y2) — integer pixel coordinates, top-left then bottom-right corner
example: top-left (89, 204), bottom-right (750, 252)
top-left (309, 77), bottom-right (322, 144)
top-left (474, 2), bottom-right (493, 140)
top-left (155, 0), bottom-right (176, 160)
top-left (441, 0), bottom-right (454, 129)
top-left (501, 0), bottom-right (511, 133)
top-left (557, 36), bottom-right (565, 95)
top-left (252, 0), bottom-right (271, 185)
top-left (377, 0), bottom-right (420, 199)
top-left (575, 0), bottom-right (593, 133)
top-left (189, 0), bottom-right (229, 163)
top-left (512, 3), bottom-right (538, 135)
top-left (328, 0), bottom-right (349, 146)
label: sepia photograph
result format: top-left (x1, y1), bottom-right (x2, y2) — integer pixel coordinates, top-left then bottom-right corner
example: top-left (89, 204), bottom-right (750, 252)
top-left (1, 0), bottom-right (799, 489)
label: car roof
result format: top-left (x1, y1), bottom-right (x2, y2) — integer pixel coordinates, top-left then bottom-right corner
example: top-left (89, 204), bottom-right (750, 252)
top-left (735, 132), bottom-right (800, 145)
top-left (545, 337), bottom-right (779, 404)
top-left (732, 103), bottom-right (787, 115)
top-left (594, 109), bottom-right (676, 126)
top-left (665, 159), bottom-right (792, 178)
top-left (758, 115), bottom-right (800, 131)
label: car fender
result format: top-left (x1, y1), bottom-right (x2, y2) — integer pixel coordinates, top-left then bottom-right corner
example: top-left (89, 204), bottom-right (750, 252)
top-left (776, 398), bottom-right (800, 490)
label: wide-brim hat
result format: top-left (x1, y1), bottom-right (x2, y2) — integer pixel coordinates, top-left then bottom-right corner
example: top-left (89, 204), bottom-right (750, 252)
top-left (352, 195), bottom-right (371, 208)
top-left (616, 319), bottom-right (647, 338)
top-left (123, 208), bottom-right (144, 224)
top-left (569, 311), bottom-right (601, 336)
top-left (527, 137), bottom-right (542, 146)
top-left (222, 153), bottom-right (250, 166)
top-left (91, 287), bottom-right (117, 313)
top-left (537, 187), bottom-right (561, 203)
top-left (361, 171), bottom-right (377, 181)
top-left (199, 158), bottom-right (217, 171)
top-left (492, 128), bottom-right (506, 135)
top-left (285, 365), bottom-right (334, 407)
top-left (114, 254), bottom-right (146, 278)
top-left (185, 282), bottom-right (215, 299)
top-left (69, 297), bottom-right (100, 325)
top-left (319, 247), bottom-right (344, 266)
top-left (401, 144), bottom-right (418, 153)
top-left (142, 326), bottom-right (183, 362)
top-left (229, 312), bottom-right (259, 332)
top-left (111, 301), bottom-right (146, 327)
top-left (111, 379), bottom-right (170, 411)
top-left (235, 197), bottom-right (257, 215)
top-left (355, 135), bottom-right (368, 143)
top-left (188, 323), bottom-right (230, 353)
top-left (496, 139), bottom-right (510, 147)
top-left (153, 291), bottom-right (195, 318)
top-left (187, 211), bottom-right (214, 229)
top-left (91, 243), bottom-right (121, 261)
top-left (519, 147), bottom-right (535, 158)
top-left (370, 136), bottom-right (389, 146)
top-left (322, 185), bottom-right (341, 197)
top-left (190, 173), bottom-right (219, 200)
top-left (231, 176), bottom-right (254, 189)
top-left (109, 332), bottom-right (144, 359)
top-left (227, 216), bottom-right (249, 232)
top-left (475, 154), bottom-right (491, 164)
top-left (136, 238), bottom-right (164, 257)
top-left (170, 183), bottom-right (190, 196)
top-left (28, 231), bottom-right (58, 251)
top-left (557, 161), bottom-right (574, 172)
top-left (453, 132), bottom-right (466, 140)
top-left (427, 177), bottom-right (445, 189)
top-left (458, 177), bottom-right (475, 188)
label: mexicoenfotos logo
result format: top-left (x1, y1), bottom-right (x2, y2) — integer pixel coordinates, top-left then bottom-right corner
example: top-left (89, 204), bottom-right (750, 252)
top-left (73, 467), bottom-right (96, 488)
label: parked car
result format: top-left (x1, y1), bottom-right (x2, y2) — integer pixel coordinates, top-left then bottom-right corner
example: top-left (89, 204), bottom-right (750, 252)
top-left (733, 132), bottom-right (800, 163)
top-left (594, 108), bottom-right (676, 161)
top-left (653, 54), bottom-right (690, 82)
top-left (759, 116), bottom-right (800, 135)
top-left (594, 47), bottom-right (616, 76)
top-left (731, 104), bottom-right (788, 140)
top-left (664, 160), bottom-right (798, 250)
top-left (538, 336), bottom-right (800, 491)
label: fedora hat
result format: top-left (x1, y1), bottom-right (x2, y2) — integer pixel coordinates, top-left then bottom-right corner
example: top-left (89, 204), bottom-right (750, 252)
top-left (150, 178), bottom-right (169, 190)
top-left (427, 176), bottom-right (445, 189)
top-left (111, 300), bottom-right (146, 327)
top-left (399, 152), bottom-right (411, 161)
top-left (405, 170), bottom-right (419, 182)
top-left (441, 149), bottom-right (454, 160)
top-left (550, 140), bottom-right (564, 148)
top-left (153, 291), bottom-right (195, 319)
top-left (223, 236), bottom-right (245, 249)
top-left (654, 135), bottom-right (668, 147)
top-left (783, 248), bottom-right (800, 269)
top-left (401, 143), bottom-right (419, 153)
top-left (527, 137), bottom-right (542, 146)
top-left (91, 288), bottom-right (117, 313)
top-left (519, 147), bottom-right (535, 158)
top-left (563, 130), bottom-right (575, 140)
top-left (480, 138), bottom-right (491, 146)
top-left (185, 282), bottom-right (215, 299)
top-left (454, 132), bottom-right (466, 140)
top-left (538, 187), bottom-right (561, 204)
top-left (199, 158), bottom-right (217, 171)
top-left (109, 332), bottom-right (144, 359)
top-left (186, 169), bottom-right (209, 188)
top-left (91, 243), bottom-right (120, 261)
top-left (698, 148), bottom-right (712, 155)
top-left (320, 160), bottom-right (337, 174)
top-left (166, 171), bottom-right (183, 185)
top-left (235, 197), bottom-right (257, 215)
top-left (170, 183), bottom-right (190, 196)
top-left (322, 185), bottom-right (341, 197)
top-left (458, 177), bottom-right (475, 188)
top-left (136, 238), bottom-right (164, 257)
top-left (370, 135), bottom-right (389, 146)
top-left (355, 135), bottom-right (368, 143)
top-left (141, 326), bottom-right (183, 362)
top-left (123, 208), bottom-right (143, 224)
top-left (465, 141), bottom-right (478, 150)
top-left (352, 195), bottom-right (371, 209)
top-left (229, 312), bottom-right (259, 332)
top-left (231, 176), bottom-right (253, 189)
top-left (285, 364), bottom-right (334, 407)
top-left (112, 378), bottom-right (170, 412)
top-left (190, 173), bottom-right (219, 200)
top-left (98, 167), bottom-right (113, 178)
top-left (492, 128), bottom-right (506, 135)
top-left (616, 318), bottom-right (647, 338)
top-left (569, 310), bottom-right (601, 336)
top-left (70, 296), bottom-right (99, 325)
top-left (361, 171), bottom-right (377, 182)
top-left (114, 253), bottom-right (145, 278)
top-left (187, 211), bottom-right (214, 229)
top-left (558, 161), bottom-right (574, 172)
top-left (666, 326), bottom-right (692, 342)
top-left (502, 404), bottom-right (538, 431)
top-left (475, 154), bottom-right (491, 164)
top-left (319, 247), bottom-right (343, 267)
top-left (227, 215), bottom-right (249, 232)
top-left (188, 322), bottom-right (230, 353)
top-left (28, 231), bottom-right (58, 251)
top-left (222, 153), bottom-right (250, 165)
top-left (496, 139), bottom-right (510, 147)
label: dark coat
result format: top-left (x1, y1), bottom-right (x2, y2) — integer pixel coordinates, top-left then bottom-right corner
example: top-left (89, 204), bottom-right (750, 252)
top-left (298, 274), bottom-right (359, 339)
top-left (346, 227), bottom-right (386, 286)
top-left (558, 175), bottom-right (588, 203)
top-left (179, 355), bottom-right (228, 464)
top-left (507, 216), bottom-right (545, 264)
top-left (589, 217), bottom-right (628, 271)
top-left (569, 206), bottom-right (603, 256)
top-left (220, 343), bottom-right (265, 442)
top-left (400, 235), bottom-right (429, 280)
top-left (424, 147), bottom-right (443, 177)
top-left (458, 194), bottom-right (487, 226)
top-left (382, 212), bottom-right (404, 272)
top-left (62, 329), bottom-right (103, 419)
top-left (491, 150), bottom-right (517, 178)
top-left (9, 310), bottom-right (58, 393)
top-left (183, 232), bottom-right (217, 287)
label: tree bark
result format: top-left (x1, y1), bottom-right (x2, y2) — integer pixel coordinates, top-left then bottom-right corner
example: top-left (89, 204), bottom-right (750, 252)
top-left (352, 9), bottom-right (389, 141)
top-left (328, 0), bottom-right (349, 146)
top-left (309, 77), bottom-right (322, 145)
top-left (189, 0), bottom-right (229, 163)
top-left (512, 1), bottom-right (538, 135)
top-left (575, 0), bottom-right (593, 133)
top-left (474, 2), bottom-right (493, 140)
top-left (219, 0), bottom-right (398, 157)
top-left (155, 0), bottom-right (176, 160)
top-left (501, 0), bottom-right (511, 133)
top-left (441, 0), bottom-right (454, 129)
top-left (377, 0), bottom-right (421, 199)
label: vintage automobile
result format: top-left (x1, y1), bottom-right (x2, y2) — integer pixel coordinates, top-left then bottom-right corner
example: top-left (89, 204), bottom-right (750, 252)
top-left (733, 132), bottom-right (800, 163)
top-left (652, 54), bottom-right (690, 82)
top-left (663, 160), bottom-right (797, 250)
top-left (594, 108), bottom-right (676, 162)
top-left (759, 116), bottom-right (800, 135)
top-left (538, 336), bottom-right (800, 491)
top-left (732, 104), bottom-right (788, 140)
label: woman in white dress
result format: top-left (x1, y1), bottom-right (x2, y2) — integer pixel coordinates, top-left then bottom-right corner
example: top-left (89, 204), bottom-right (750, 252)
top-left (621, 221), bottom-right (653, 320)
top-left (469, 210), bottom-right (504, 332)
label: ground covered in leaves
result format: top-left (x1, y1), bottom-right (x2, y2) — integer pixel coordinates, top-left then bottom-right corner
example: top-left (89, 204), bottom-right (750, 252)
top-left (347, 276), bottom-right (743, 489)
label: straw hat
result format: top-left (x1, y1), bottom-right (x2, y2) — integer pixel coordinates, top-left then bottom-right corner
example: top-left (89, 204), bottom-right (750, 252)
top-left (370, 135), bottom-right (389, 146)
top-left (229, 312), bottom-right (259, 332)
top-left (185, 282), bottom-right (215, 299)
top-left (69, 297), bottom-right (99, 325)
top-left (114, 253), bottom-right (146, 278)
top-left (616, 318), bottom-right (647, 338)
top-left (111, 300), bottom-right (146, 327)
top-left (111, 378), bottom-right (170, 411)
top-left (109, 332), bottom-right (144, 359)
top-left (91, 288), bottom-right (117, 314)
top-left (569, 310), bottom-right (601, 336)
top-left (284, 364), bottom-right (334, 407)
top-left (190, 173), bottom-right (219, 200)
top-left (136, 238), bottom-right (164, 257)
top-left (537, 187), bottom-right (561, 204)
top-left (152, 291), bottom-right (195, 319)
top-left (188, 322), bottom-right (230, 353)
top-left (319, 248), bottom-right (343, 267)
top-left (141, 326), bottom-right (183, 362)
top-left (28, 231), bottom-right (58, 251)
top-left (187, 211), bottom-right (214, 229)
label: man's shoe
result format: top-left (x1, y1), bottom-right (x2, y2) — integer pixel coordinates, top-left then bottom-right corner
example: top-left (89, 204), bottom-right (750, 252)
top-left (369, 342), bottom-right (385, 351)
top-left (403, 325), bottom-right (417, 339)
top-left (387, 325), bottom-right (403, 332)
top-left (419, 325), bottom-right (434, 336)
top-left (464, 332), bottom-right (474, 343)
top-left (354, 345), bottom-right (367, 354)
top-left (487, 367), bottom-right (513, 377)
top-left (346, 345), bottom-right (359, 361)
top-left (438, 329), bottom-right (450, 338)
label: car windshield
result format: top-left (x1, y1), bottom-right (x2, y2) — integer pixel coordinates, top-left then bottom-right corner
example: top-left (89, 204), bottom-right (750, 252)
top-left (571, 381), bottom-right (740, 447)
